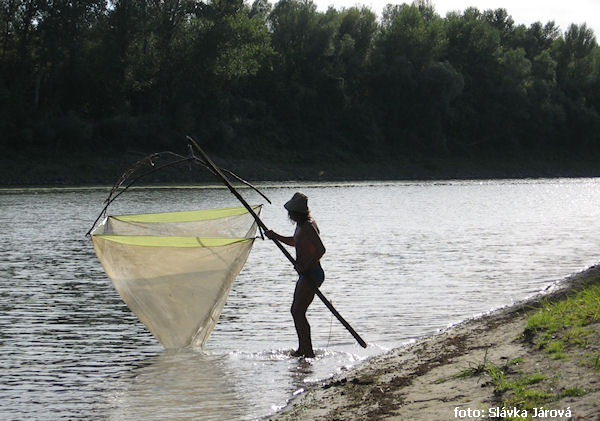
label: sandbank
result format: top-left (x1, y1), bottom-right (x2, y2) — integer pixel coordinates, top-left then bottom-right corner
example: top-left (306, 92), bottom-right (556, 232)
top-left (270, 265), bottom-right (600, 420)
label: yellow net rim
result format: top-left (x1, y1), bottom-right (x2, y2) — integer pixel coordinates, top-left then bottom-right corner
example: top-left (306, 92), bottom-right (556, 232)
top-left (93, 235), bottom-right (253, 248)
top-left (111, 205), bottom-right (261, 223)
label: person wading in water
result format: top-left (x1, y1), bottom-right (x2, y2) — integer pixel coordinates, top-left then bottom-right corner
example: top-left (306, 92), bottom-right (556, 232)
top-left (265, 192), bottom-right (326, 358)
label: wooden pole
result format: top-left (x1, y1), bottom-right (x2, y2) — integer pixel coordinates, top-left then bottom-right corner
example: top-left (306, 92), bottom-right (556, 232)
top-left (187, 137), bottom-right (367, 348)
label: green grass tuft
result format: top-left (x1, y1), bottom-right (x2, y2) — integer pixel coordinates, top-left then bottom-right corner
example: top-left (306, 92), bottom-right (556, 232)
top-left (556, 386), bottom-right (587, 399)
top-left (526, 284), bottom-right (600, 360)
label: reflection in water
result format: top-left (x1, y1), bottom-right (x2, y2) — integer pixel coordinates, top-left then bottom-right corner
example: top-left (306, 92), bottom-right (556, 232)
top-left (288, 357), bottom-right (315, 394)
top-left (106, 351), bottom-right (250, 421)
top-left (104, 347), bottom-right (348, 421)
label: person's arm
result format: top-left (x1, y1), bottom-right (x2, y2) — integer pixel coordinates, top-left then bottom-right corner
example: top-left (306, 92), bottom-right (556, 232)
top-left (265, 230), bottom-right (295, 246)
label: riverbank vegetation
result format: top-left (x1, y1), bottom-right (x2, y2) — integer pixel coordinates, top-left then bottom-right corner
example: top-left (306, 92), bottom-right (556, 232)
top-left (2, 0), bottom-right (600, 184)
top-left (444, 282), bottom-right (600, 420)
top-left (526, 284), bottom-right (600, 361)
top-left (421, 279), bottom-right (600, 421)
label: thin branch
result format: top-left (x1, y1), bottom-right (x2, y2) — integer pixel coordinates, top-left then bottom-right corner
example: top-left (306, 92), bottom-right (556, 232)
top-left (87, 143), bottom-right (271, 236)
top-left (86, 153), bottom-right (193, 236)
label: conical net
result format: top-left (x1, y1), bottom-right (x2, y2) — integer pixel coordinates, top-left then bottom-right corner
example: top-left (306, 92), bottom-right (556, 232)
top-left (91, 205), bottom-right (261, 348)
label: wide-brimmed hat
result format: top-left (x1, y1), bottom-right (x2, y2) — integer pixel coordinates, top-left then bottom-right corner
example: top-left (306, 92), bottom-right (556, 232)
top-left (284, 192), bottom-right (309, 213)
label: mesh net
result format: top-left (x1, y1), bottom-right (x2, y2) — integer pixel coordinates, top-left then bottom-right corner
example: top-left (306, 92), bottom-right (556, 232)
top-left (91, 205), bottom-right (261, 348)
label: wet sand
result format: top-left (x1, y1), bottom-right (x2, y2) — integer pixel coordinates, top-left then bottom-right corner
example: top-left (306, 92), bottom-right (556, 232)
top-left (270, 266), bottom-right (600, 420)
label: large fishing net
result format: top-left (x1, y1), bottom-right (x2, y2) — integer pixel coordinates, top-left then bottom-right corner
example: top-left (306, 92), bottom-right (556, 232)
top-left (91, 205), bottom-right (261, 348)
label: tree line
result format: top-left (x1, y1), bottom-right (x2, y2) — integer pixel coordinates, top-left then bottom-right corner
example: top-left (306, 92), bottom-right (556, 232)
top-left (2, 0), bottom-right (599, 176)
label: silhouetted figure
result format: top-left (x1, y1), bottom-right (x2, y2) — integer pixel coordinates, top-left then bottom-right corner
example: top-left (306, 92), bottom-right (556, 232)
top-left (265, 192), bottom-right (326, 358)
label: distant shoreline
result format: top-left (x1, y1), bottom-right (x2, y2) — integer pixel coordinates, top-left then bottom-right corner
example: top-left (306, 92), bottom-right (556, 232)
top-left (2, 150), bottom-right (599, 188)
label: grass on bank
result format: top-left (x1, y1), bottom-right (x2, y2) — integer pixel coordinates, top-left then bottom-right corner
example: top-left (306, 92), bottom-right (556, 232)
top-left (525, 283), bottom-right (600, 359)
top-left (441, 283), bottom-right (600, 420)
top-left (502, 284), bottom-right (600, 418)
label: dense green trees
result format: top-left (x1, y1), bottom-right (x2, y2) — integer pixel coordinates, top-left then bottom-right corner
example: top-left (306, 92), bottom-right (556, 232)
top-left (1, 0), bottom-right (599, 180)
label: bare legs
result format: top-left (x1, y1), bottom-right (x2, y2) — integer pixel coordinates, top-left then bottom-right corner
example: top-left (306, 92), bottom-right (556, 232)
top-left (291, 278), bottom-right (316, 358)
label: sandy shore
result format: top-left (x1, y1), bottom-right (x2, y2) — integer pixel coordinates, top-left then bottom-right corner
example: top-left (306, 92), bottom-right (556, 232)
top-left (269, 266), bottom-right (600, 421)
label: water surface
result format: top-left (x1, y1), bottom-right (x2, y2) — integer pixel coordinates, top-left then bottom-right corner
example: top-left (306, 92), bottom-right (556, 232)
top-left (1, 179), bottom-right (599, 420)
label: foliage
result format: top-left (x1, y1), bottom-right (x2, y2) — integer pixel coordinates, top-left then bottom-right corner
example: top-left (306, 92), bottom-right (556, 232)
top-left (524, 284), bottom-right (600, 366)
top-left (526, 285), bottom-right (600, 334)
top-left (1, 0), bottom-right (600, 181)
top-left (444, 351), bottom-right (591, 420)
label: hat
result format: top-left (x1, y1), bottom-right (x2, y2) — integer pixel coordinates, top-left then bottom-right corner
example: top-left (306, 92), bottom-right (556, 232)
top-left (284, 192), bottom-right (309, 213)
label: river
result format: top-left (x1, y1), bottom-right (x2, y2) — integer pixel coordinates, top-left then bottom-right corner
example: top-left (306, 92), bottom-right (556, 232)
top-left (1, 179), bottom-right (599, 420)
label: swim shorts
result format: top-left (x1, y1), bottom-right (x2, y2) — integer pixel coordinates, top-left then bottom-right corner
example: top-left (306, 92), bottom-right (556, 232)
top-left (298, 264), bottom-right (325, 288)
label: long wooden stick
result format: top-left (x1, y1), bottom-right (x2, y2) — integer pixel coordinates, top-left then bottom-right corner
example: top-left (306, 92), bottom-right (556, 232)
top-left (187, 137), bottom-right (367, 348)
